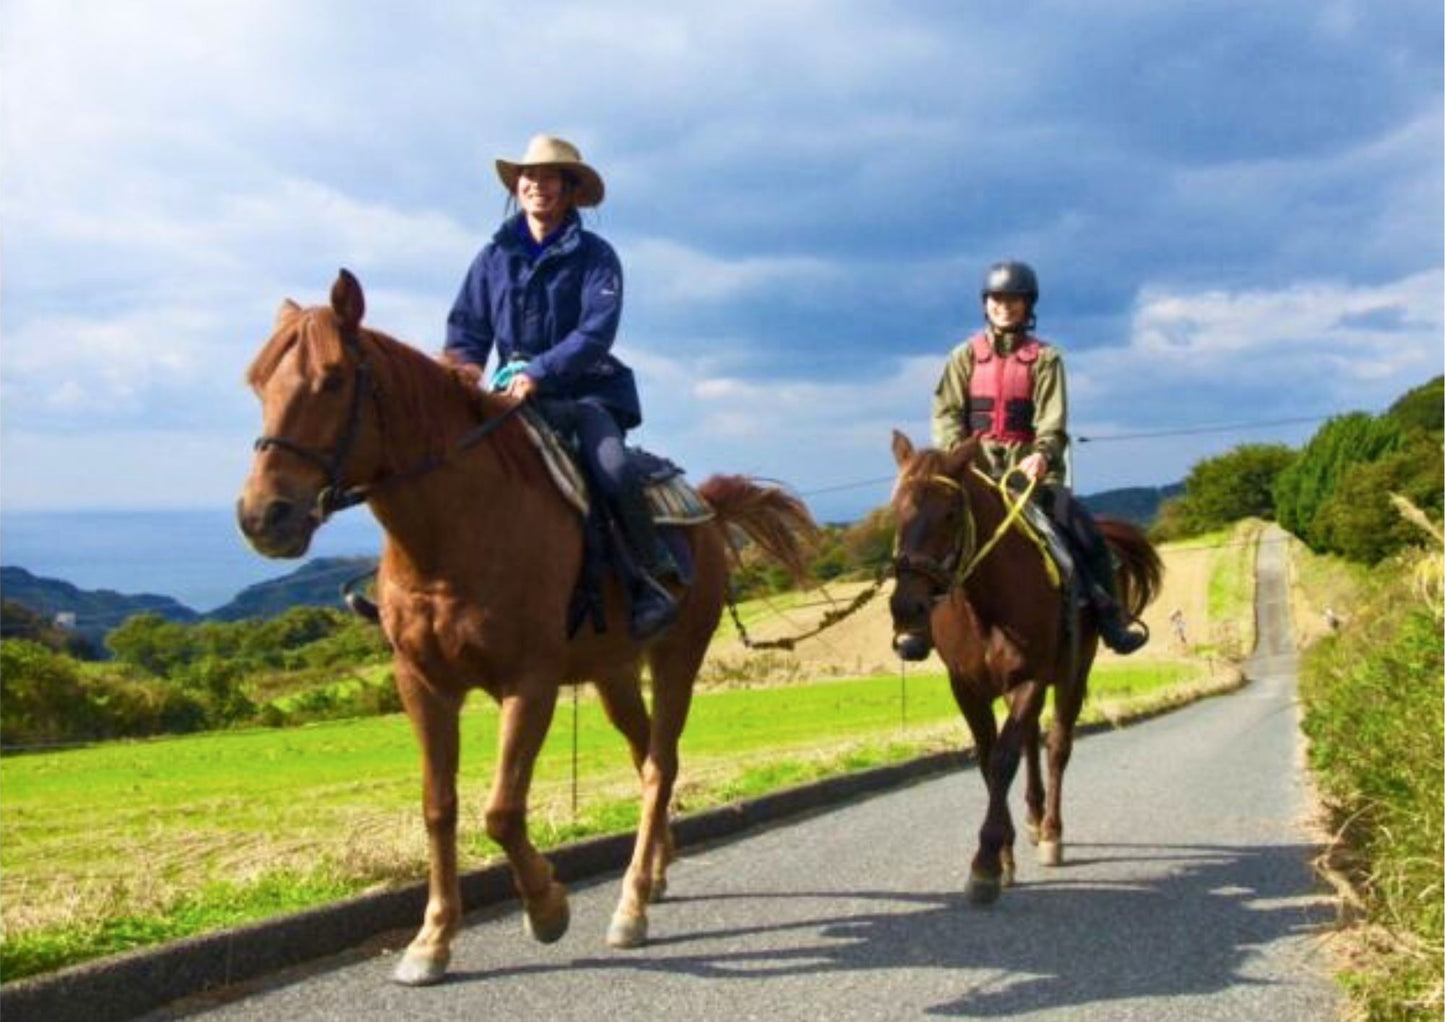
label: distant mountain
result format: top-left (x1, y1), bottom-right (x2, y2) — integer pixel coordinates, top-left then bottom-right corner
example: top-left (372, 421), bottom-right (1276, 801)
top-left (206, 556), bottom-right (378, 621)
top-left (1081, 483), bottom-right (1185, 527)
top-left (0, 566), bottom-right (200, 652)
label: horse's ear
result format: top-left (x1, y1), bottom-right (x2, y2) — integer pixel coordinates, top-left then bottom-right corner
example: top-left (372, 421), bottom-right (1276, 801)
top-left (943, 437), bottom-right (979, 478)
top-left (331, 268), bottom-right (365, 333)
top-left (891, 430), bottom-right (916, 467)
top-left (274, 298), bottom-right (301, 327)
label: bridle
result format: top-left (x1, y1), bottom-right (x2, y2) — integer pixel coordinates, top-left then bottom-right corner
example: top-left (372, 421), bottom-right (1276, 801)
top-left (892, 466), bottom-right (1045, 598)
top-left (253, 329), bottom-right (376, 520)
top-left (252, 326), bottom-right (523, 522)
top-left (891, 473), bottom-right (976, 598)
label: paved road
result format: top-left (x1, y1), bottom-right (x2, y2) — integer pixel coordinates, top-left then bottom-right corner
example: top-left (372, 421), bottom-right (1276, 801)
top-left (151, 526), bottom-right (1338, 1020)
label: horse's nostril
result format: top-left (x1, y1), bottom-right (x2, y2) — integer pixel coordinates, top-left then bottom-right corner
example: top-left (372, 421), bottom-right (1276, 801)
top-left (262, 499), bottom-right (295, 531)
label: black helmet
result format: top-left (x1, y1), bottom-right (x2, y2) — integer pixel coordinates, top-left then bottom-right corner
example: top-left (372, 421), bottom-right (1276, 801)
top-left (980, 261), bottom-right (1039, 303)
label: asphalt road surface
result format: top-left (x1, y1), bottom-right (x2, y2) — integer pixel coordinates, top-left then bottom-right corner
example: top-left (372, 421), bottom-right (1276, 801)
top-left (150, 526), bottom-right (1338, 1020)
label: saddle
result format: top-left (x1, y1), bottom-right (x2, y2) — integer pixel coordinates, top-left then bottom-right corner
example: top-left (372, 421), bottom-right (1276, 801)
top-left (517, 405), bottom-right (713, 525)
top-left (517, 405), bottom-right (712, 635)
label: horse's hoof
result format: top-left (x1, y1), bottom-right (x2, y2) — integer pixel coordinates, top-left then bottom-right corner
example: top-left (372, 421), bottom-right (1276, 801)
top-left (392, 950), bottom-right (449, 987)
top-left (1024, 821), bottom-right (1040, 846)
top-left (1038, 840), bottom-right (1063, 867)
top-left (965, 873), bottom-right (1001, 906)
top-left (648, 876), bottom-right (668, 903)
top-left (523, 883), bottom-right (570, 944)
top-left (1000, 862), bottom-right (1016, 888)
top-left (607, 912), bottom-right (648, 949)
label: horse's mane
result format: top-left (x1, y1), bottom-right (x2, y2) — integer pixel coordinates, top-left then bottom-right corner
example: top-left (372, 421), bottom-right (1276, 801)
top-left (247, 305), bottom-right (546, 486)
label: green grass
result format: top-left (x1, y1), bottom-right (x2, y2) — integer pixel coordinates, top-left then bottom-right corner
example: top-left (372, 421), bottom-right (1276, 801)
top-left (1298, 548), bottom-right (1443, 1022)
top-left (1, 659), bottom-right (1209, 982)
top-left (1194, 520), bottom-right (1264, 659)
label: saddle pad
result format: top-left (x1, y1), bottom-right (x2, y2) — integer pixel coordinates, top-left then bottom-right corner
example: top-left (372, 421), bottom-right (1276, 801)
top-left (517, 405), bottom-right (714, 526)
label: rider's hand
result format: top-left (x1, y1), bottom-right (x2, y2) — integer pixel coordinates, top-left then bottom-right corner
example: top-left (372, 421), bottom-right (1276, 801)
top-left (506, 373), bottom-right (538, 401)
top-left (1018, 452), bottom-right (1048, 482)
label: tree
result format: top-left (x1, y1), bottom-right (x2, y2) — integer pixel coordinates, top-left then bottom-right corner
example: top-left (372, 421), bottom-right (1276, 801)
top-left (106, 613), bottom-right (198, 676)
top-left (1273, 412), bottom-right (1404, 544)
top-left (1311, 433), bottom-right (1445, 563)
top-left (1182, 444), bottom-right (1296, 530)
top-left (1146, 444), bottom-right (1295, 540)
top-left (1384, 375), bottom-right (1444, 435)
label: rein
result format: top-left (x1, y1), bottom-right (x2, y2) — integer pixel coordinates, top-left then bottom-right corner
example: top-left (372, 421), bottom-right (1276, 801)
top-left (253, 329), bottom-right (524, 522)
top-left (892, 465), bottom-right (1058, 598)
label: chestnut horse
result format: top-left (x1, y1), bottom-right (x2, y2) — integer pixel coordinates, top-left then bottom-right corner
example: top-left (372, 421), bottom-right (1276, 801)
top-left (237, 271), bottom-right (817, 985)
top-left (888, 431), bottom-right (1161, 905)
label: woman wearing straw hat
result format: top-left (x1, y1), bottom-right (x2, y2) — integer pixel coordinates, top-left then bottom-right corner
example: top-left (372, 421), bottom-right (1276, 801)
top-left (444, 134), bottom-right (678, 640)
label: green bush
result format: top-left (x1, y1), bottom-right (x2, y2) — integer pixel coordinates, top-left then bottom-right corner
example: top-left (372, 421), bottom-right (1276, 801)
top-left (1299, 562), bottom-right (1443, 1020)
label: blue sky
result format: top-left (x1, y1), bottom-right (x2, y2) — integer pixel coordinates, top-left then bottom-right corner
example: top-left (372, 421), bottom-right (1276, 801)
top-left (2, 0), bottom-right (1441, 522)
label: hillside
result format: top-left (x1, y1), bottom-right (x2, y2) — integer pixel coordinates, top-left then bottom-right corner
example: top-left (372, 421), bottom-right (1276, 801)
top-left (206, 556), bottom-right (378, 621)
top-left (1082, 483), bottom-right (1184, 526)
top-left (0, 566), bottom-right (199, 652)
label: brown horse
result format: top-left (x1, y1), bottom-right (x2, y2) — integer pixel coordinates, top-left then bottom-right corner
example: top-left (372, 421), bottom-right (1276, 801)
top-left (887, 431), bottom-right (1162, 905)
top-left (237, 270), bottom-right (817, 985)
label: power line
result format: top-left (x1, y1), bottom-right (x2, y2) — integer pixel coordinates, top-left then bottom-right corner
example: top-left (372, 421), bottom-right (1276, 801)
top-left (1077, 415), bottom-right (1329, 443)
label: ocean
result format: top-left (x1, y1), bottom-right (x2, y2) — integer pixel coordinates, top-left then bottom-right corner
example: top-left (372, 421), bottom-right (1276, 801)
top-left (0, 509), bottom-right (385, 613)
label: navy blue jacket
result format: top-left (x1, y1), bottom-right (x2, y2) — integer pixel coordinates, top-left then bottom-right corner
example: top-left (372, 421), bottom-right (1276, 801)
top-left (444, 210), bottom-right (641, 430)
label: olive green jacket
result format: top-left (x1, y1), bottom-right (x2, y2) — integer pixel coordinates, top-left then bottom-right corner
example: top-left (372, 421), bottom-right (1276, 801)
top-left (930, 328), bottom-right (1070, 485)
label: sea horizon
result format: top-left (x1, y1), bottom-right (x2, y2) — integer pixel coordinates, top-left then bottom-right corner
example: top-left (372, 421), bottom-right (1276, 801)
top-left (0, 508), bottom-right (384, 613)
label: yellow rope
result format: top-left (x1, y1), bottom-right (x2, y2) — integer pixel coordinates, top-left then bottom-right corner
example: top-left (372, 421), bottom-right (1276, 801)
top-left (958, 467), bottom-right (1062, 590)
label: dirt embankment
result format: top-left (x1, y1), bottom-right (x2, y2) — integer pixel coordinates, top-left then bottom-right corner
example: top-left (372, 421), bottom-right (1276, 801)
top-left (702, 537), bottom-right (1226, 685)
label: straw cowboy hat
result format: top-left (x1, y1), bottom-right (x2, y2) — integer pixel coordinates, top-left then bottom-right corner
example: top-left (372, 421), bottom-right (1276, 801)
top-left (495, 134), bottom-right (605, 208)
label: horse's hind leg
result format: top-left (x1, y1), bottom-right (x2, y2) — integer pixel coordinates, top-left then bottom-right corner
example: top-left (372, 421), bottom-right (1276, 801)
top-left (392, 667), bottom-right (463, 987)
top-left (487, 686), bottom-right (570, 945)
top-left (607, 639), bottom-right (701, 949)
top-left (1022, 716), bottom-right (1044, 848)
top-left (1039, 681), bottom-right (1085, 868)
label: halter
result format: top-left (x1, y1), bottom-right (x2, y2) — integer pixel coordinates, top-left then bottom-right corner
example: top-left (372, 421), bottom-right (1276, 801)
top-left (252, 327), bottom-right (523, 522)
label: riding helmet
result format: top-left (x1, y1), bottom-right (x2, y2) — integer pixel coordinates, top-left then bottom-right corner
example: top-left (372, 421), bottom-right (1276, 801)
top-left (980, 261), bottom-right (1040, 304)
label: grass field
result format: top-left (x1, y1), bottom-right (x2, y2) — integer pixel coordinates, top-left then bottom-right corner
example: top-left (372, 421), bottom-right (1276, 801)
top-left (1, 659), bottom-right (1213, 981)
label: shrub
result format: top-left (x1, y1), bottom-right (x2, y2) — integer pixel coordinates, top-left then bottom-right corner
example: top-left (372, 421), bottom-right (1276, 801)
top-left (1299, 553), bottom-right (1444, 1020)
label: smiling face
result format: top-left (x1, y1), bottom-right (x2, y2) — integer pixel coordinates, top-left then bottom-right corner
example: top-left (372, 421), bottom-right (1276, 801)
top-left (516, 166), bottom-right (573, 232)
top-left (984, 292), bottom-right (1030, 332)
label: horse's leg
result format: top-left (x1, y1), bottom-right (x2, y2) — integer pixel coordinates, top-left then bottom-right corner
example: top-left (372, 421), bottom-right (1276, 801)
top-left (949, 675), bottom-right (1020, 890)
top-left (1039, 679), bottom-right (1085, 868)
top-left (607, 639), bottom-right (701, 949)
top-left (486, 686), bottom-right (570, 944)
top-left (392, 667), bottom-right (464, 987)
top-left (1022, 714), bottom-right (1045, 848)
top-left (594, 671), bottom-right (674, 899)
top-left (967, 681), bottom-right (1046, 906)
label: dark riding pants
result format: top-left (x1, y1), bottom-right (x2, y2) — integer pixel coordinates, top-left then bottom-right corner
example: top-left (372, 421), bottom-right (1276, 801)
top-left (535, 397), bottom-right (635, 504)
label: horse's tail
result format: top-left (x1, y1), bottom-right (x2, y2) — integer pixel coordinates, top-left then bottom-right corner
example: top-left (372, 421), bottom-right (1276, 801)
top-left (696, 475), bottom-right (819, 587)
top-left (1099, 518), bottom-right (1164, 620)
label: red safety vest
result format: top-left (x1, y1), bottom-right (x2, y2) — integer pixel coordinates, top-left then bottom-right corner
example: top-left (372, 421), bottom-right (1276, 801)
top-left (966, 332), bottom-right (1045, 444)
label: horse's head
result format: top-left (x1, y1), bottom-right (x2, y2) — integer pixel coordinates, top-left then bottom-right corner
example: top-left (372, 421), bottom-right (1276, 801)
top-left (888, 430), bottom-right (978, 661)
top-left (237, 269), bottom-right (382, 558)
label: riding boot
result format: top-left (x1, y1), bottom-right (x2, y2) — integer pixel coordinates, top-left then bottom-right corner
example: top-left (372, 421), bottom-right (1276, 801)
top-left (1082, 544), bottom-right (1148, 655)
top-left (1057, 491), bottom-right (1148, 656)
top-left (612, 482), bottom-right (679, 641)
